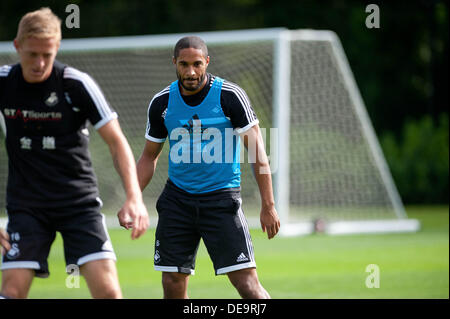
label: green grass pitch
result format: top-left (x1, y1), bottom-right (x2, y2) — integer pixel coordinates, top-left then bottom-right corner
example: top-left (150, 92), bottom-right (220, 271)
top-left (1, 206), bottom-right (448, 299)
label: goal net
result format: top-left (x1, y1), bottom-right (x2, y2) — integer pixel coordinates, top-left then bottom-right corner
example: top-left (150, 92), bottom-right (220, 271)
top-left (0, 28), bottom-right (419, 235)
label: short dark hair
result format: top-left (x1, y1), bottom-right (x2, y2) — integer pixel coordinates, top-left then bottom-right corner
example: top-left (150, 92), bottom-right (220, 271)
top-left (173, 36), bottom-right (208, 59)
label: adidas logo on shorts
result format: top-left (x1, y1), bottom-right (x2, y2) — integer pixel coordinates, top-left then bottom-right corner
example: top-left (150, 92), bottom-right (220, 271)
top-left (236, 252), bottom-right (249, 263)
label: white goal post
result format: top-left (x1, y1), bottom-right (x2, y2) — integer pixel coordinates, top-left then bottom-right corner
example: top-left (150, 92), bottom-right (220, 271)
top-left (0, 28), bottom-right (420, 235)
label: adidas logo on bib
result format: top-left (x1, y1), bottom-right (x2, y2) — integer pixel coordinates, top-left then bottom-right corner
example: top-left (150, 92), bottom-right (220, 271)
top-left (236, 253), bottom-right (249, 263)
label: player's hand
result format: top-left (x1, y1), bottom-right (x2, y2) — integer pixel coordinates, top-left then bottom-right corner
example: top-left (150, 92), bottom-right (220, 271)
top-left (260, 205), bottom-right (280, 239)
top-left (0, 228), bottom-right (11, 256)
top-left (117, 198), bottom-right (150, 240)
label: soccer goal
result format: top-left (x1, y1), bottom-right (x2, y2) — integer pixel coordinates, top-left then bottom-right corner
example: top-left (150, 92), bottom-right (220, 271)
top-left (0, 28), bottom-right (420, 235)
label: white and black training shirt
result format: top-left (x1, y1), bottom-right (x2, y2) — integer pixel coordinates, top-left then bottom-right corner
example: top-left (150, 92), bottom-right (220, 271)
top-left (145, 73), bottom-right (259, 143)
top-left (0, 60), bottom-right (117, 208)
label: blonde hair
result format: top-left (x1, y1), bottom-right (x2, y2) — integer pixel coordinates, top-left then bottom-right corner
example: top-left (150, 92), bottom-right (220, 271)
top-left (16, 7), bottom-right (61, 43)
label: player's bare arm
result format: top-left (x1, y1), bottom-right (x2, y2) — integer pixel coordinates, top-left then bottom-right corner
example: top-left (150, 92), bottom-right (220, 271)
top-left (0, 120), bottom-right (6, 255)
top-left (98, 118), bottom-right (150, 239)
top-left (0, 228), bottom-right (11, 256)
top-left (136, 140), bottom-right (165, 191)
top-left (241, 124), bottom-right (281, 239)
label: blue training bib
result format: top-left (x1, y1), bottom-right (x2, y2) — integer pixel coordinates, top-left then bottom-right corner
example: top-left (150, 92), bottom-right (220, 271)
top-left (164, 77), bottom-right (241, 193)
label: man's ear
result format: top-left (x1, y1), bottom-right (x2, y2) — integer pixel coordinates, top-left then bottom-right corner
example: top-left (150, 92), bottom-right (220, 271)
top-left (13, 39), bottom-right (20, 52)
top-left (172, 56), bottom-right (177, 65)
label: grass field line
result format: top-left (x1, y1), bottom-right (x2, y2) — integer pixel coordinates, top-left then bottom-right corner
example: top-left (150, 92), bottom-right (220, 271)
top-left (0, 215), bottom-right (422, 235)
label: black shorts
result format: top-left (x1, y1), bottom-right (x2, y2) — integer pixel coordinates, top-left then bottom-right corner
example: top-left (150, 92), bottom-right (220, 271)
top-left (154, 181), bottom-right (256, 275)
top-left (1, 200), bottom-right (116, 278)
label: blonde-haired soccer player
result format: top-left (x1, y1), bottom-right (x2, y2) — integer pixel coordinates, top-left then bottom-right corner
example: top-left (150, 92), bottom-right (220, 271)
top-left (0, 8), bottom-right (149, 299)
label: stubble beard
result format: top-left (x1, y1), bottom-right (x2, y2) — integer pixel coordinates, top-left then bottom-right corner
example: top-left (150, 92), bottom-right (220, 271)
top-left (177, 71), bottom-right (206, 92)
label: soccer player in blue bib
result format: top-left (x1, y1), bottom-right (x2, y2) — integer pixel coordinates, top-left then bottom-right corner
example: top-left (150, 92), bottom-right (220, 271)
top-left (0, 8), bottom-right (149, 298)
top-left (137, 36), bottom-right (280, 299)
